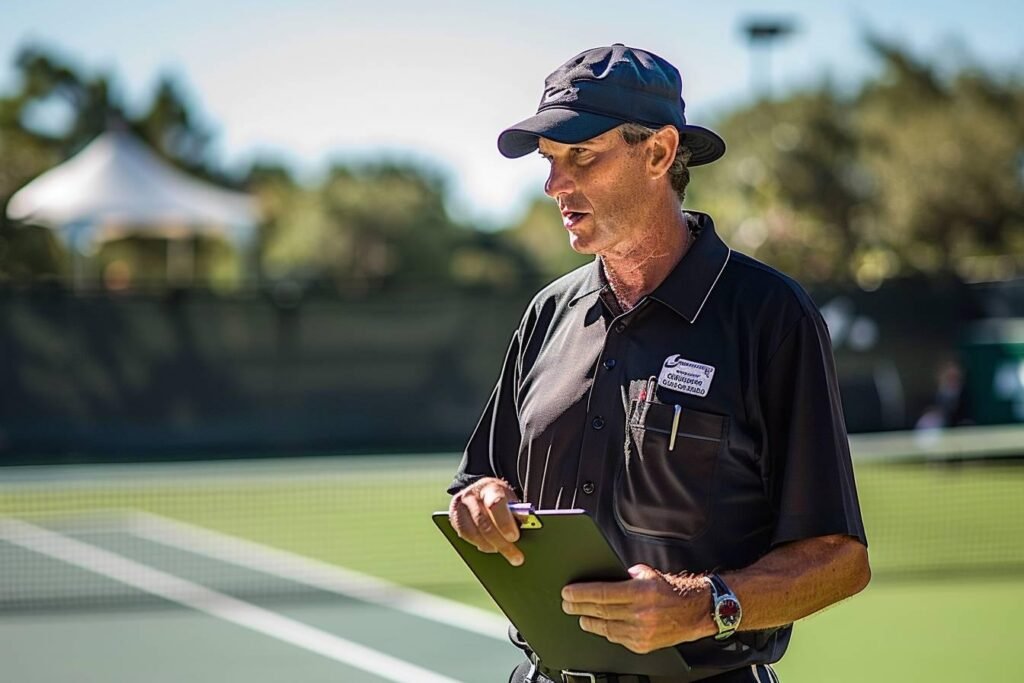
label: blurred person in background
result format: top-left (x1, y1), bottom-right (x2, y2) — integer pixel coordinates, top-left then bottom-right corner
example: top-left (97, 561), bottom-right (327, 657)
top-left (915, 359), bottom-right (972, 430)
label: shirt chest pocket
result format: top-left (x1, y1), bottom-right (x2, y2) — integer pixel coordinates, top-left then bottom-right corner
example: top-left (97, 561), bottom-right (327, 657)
top-left (615, 399), bottom-right (728, 542)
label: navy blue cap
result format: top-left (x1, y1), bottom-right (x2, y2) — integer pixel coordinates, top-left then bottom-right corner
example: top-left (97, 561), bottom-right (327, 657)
top-left (498, 44), bottom-right (725, 165)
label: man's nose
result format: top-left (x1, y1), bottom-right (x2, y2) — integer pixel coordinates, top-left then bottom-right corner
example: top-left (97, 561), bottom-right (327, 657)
top-left (544, 162), bottom-right (574, 198)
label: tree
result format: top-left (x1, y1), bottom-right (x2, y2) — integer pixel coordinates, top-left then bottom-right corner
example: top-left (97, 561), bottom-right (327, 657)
top-left (690, 87), bottom-right (869, 282)
top-left (690, 36), bottom-right (1024, 286)
top-left (501, 197), bottom-right (591, 282)
top-left (1, 45), bottom-right (243, 285)
top-left (256, 159), bottom-right (535, 292)
top-left (855, 35), bottom-right (1024, 282)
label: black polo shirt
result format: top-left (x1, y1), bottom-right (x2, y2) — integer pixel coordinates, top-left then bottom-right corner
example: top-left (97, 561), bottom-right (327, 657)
top-left (449, 211), bottom-right (866, 670)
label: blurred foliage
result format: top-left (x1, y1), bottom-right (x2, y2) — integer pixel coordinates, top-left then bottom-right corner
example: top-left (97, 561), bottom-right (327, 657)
top-left (0, 45), bottom-right (536, 291)
top-left (2, 37), bottom-right (1023, 290)
top-left (691, 34), bottom-right (1024, 286)
top-left (0, 44), bottom-right (238, 285)
top-left (10, 45), bottom-right (222, 180)
top-left (251, 159), bottom-right (538, 292)
top-left (501, 197), bottom-right (592, 279)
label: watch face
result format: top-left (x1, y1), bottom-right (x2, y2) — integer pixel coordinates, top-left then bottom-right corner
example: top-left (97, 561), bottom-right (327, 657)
top-left (718, 598), bottom-right (741, 627)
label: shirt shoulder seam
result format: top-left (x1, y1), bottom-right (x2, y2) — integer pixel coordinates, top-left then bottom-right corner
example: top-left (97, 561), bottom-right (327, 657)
top-left (729, 252), bottom-right (819, 315)
top-left (763, 310), bottom-right (810, 373)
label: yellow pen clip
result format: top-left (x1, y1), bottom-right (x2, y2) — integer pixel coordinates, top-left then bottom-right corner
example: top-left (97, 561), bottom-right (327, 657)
top-left (668, 404), bottom-right (682, 451)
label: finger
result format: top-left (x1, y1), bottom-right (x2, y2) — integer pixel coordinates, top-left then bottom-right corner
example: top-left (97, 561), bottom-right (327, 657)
top-left (627, 564), bottom-right (659, 580)
top-left (465, 492), bottom-right (523, 565)
top-left (580, 618), bottom-right (652, 653)
top-left (582, 616), bottom-right (651, 654)
top-left (562, 600), bottom-right (634, 620)
top-left (578, 616), bottom-right (630, 643)
top-left (562, 580), bottom-right (635, 604)
top-left (578, 615), bottom-right (606, 637)
top-left (481, 484), bottom-right (520, 543)
top-left (464, 492), bottom-right (504, 547)
top-left (499, 543), bottom-right (525, 567)
top-left (451, 499), bottom-right (498, 553)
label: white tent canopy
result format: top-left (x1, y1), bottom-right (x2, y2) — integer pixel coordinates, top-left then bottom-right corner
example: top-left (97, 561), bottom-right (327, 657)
top-left (6, 130), bottom-right (259, 247)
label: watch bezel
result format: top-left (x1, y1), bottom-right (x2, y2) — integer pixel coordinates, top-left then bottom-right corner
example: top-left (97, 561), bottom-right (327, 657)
top-left (707, 574), bottom-right (743, 640)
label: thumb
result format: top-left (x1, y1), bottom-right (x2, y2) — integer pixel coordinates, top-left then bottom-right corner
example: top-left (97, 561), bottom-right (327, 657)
top-left (627, 563), bottom-right (659, 580)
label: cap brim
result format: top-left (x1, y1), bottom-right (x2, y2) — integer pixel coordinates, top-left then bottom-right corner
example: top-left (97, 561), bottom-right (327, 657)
top-left (498, 109), bottom-right (727, 166)
top-left (497, 108), bottom-right (624, 158)
top-left (680, 125), bottom-right (726, 166)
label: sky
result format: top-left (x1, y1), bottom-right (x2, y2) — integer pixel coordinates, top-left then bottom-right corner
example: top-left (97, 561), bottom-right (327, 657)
top-left (3, 0), bottom-right (1023, 226)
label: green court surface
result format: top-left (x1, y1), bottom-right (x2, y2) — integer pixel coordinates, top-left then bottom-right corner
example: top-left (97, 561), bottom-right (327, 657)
top-left (2, 429), bottom-right (1023, 682)
top-left (775, 578), bottom-right (1024, 682)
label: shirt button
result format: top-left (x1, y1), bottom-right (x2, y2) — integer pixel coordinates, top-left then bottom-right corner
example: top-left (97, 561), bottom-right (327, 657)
top-left (582, 481), bottom-right (596, 495)
top-left (592, 416), bottom-right (605, 430)
top-left (614, 323), bottom-right (626, 333)
top-left (603, 359), bottom-right (617, 370)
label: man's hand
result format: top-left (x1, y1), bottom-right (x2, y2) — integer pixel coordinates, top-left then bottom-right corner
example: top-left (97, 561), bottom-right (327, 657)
top-left (448, 477), bottom-right (524, 566)
top-left (561, 564), bottom-right (716, 653)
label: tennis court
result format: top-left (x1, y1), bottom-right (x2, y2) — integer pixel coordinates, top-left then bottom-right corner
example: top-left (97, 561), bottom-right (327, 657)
top-left (0, 455), bottom-right (524, 682)
top-left (2, 427), bottom-right (1023, 682)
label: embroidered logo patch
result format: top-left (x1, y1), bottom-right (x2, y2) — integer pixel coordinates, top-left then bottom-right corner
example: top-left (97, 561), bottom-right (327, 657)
top-left (657, 355), bottom-right (715, 397)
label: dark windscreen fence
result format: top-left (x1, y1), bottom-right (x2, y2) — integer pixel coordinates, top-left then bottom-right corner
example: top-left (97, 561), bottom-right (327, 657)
top-left (0, 286), bottom-right (533, 462)
top-left (0, 275), bottom-right (1018, 462)
top-left (1, 428), bottom-right (1022, 614)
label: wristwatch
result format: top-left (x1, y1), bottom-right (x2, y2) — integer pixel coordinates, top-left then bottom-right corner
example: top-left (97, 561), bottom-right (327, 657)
top-left (706, 574), bottom-right (742, 640)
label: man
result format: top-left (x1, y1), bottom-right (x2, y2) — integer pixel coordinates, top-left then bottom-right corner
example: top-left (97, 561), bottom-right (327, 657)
top-left (448, 44), bottom-right (869, 683)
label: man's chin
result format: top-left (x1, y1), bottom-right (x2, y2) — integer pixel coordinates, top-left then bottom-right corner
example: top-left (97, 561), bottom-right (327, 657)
top-left (567, 232), bottom-right (600, 256)
top-left (568, 241), bottom-right (598, 256)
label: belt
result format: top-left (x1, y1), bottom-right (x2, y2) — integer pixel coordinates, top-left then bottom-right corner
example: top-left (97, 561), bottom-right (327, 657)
top-left (524, 657), bottom-right (769, 683)
top-left (529, 652), bottom-right (654, 683)
top-left (511, 625), bottom-right (678, 683)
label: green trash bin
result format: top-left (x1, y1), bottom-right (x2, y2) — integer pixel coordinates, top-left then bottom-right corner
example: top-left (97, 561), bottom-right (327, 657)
top-left (961, 319), bottom-right (1024, 424)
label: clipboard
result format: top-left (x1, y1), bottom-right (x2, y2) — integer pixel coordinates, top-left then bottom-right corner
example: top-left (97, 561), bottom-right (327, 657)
top-left (432, 507), bottom-right (690, 677)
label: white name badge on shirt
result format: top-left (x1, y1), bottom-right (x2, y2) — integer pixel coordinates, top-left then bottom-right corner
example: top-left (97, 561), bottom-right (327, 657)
top-left (657, 355), bottom-right (716, 397)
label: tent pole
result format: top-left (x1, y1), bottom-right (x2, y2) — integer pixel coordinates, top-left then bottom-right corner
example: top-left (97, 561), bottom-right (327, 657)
top-left (69, 221), bottom-right (90, 292)
top-left (167, 236), bottom-right (195, 286)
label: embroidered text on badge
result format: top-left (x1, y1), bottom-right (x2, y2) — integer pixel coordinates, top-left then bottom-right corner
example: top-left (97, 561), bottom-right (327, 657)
top-left (657, 355), bottom-right (715, 397)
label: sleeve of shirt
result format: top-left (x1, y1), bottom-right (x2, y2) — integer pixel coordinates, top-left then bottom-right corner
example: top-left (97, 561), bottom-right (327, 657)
top-left (760, 310), bottom-right (867, 548)
top-left (447, 329), bottom-right (523, 495)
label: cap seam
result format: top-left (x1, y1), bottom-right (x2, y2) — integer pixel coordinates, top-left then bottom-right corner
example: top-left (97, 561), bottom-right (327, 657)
top-left (534, 104), bottom-right (669, 131)
top-left (550, 76), bottom-right (682, 100)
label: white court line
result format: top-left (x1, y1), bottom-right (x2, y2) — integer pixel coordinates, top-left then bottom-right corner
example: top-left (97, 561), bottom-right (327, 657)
top-left (121, 510), bottom-right (509, 641)
top-left (0, 518), bottom-right (464, 683)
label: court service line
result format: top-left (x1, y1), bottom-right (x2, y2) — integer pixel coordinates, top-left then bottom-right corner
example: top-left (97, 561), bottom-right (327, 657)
top-left (0, 518), bottom-right (464, 683)
top-left (122, 510), bottom-right (509, 641)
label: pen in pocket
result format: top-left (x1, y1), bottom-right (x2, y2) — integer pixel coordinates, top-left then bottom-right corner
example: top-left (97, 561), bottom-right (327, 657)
top-left (668, 404), bottom-right (683, 451)
top-left (643, 375), bottom-right (656, 401)
top-left (639, 375), bottom-right (657, 423)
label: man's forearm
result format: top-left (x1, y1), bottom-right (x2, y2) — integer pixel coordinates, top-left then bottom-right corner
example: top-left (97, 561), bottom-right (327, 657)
top-left (721, 534), bottom-right (871, 631)
top-left (563, 533), bottom-right (871, 652)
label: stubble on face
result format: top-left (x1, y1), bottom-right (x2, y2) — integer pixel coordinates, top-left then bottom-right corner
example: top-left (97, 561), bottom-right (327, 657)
top-left (542, 130), bottom-right (654, 257)
top-left (542, 127), bottom-right (690, 310)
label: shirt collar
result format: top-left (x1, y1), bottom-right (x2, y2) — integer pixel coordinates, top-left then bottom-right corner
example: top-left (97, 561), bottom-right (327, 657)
top-left (650, 211), bottom-right (731, 324)
top-left (567, 259), bottom-right (606, 307)
top-left (567, 211), bottom-right (731, 323)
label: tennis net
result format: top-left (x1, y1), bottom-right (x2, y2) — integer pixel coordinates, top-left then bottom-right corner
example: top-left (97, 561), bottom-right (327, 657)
top-left (2, 425), bottom-right (1022, 612)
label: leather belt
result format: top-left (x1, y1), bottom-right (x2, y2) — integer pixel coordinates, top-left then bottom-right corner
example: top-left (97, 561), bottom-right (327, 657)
top-left (529, 652), bottom-right (652, 683)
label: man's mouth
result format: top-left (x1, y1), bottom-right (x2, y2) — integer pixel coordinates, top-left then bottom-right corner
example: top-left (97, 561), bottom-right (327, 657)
top-left (561, 210), bottom-right (589, 227)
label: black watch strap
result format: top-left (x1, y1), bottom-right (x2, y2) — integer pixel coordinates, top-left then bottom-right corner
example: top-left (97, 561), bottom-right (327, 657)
top-left (706, 573), bottom-right (742, 641)
top-left (707, 574), bottom-right (731, 597)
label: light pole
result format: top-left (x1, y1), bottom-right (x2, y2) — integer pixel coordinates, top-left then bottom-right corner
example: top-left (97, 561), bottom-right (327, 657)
top-left (741, 18), bottom-right (797, 100)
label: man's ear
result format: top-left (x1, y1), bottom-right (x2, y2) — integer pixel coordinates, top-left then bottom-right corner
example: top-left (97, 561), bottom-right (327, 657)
top-left (647, 126), bottom-right (680, 179)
